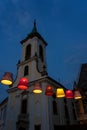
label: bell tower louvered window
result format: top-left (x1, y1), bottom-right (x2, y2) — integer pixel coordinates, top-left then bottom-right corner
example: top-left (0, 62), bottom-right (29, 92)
top-left (39, 45), bottom-right (43, 62)
top-left (25, 44), bottom-right (31, 60)
top-left (24, 66), bottom-right (29, 76)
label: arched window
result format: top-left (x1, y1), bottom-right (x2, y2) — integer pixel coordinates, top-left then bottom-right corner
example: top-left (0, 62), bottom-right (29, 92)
top-left (25, 44), bottom-right (31, 60)
top-left (21, 94), bottom-right (27, 114)
top-left (64, 104), bottom-right (69, 123)
top-left (72, 102), bottom-right (77, 120)
top-left (39, 45), bottom-right (44, 62)
top-left (34, 125), bottom-right (41, 130)
top-left (53, 100), bottom-right (58, 115)
top-left (24, 66), bottom-right (29, 76)
top-left (19, 127), bottom-right (26, 130)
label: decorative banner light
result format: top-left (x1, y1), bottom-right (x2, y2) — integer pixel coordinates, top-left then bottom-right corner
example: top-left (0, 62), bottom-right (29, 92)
top-left (33, 82), bottom-right (42, 94)
top-left (74, 90), bottom-right (82, 99)
top-left (1, 72), bottom-right (13, 85)
top-left (17, 77), bottom-right (28, 90)
top-left (45, 85), bottom-right (54, 96)
top-left (56, 88), bottom-right (65, 98)
top-left (65, 90), bottom-right (74, 99)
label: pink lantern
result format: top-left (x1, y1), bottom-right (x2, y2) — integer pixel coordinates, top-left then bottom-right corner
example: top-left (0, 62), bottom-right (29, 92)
top-left (1, 72), bottom-right (13, 85)
top-left (74, 90), bottom-right (82, 99)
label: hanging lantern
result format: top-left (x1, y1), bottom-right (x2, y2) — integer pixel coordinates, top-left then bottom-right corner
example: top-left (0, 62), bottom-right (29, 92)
top-left (33, 82), bottom-right (42, 94)
top-left (56, 88), bottom-right (65, 98)
top-left (74, 90), bottom-right (82, 99)
top-left (65, 90), bottom-right (74, 98)
top-left (1, 72), bottom-right (13, 85)
top-left (17, 77), bottom-right (28, 90)
top-left (45, 85), bottom-right (54, 96)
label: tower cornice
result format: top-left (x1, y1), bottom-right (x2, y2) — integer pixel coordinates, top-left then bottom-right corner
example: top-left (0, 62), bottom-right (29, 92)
top-left (20, 20), bottom-right (48, 45)
top-left (20, 32), bottom-right (48, 46)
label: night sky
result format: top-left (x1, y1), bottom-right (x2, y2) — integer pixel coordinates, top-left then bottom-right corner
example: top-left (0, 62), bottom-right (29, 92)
top-left (0, 0), bottom-right (87, 101)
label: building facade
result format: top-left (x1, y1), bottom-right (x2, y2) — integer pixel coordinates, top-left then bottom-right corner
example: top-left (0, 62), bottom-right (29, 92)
top-left (75, 63), bottom-right (87, 124)
top-left (0, 98), bottom-right (8, 130)
top-left (1, 21), bottom-right (78, 130)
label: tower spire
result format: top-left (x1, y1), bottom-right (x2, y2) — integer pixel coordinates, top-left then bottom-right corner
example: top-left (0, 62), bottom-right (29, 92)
top-left (31, 19), bottom-right (37, 33)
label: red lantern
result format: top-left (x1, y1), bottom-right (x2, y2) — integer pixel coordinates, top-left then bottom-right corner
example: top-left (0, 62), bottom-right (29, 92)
top-left (65, 90), bottom-right (74, 98)
top-left (45, 85), bottom-right (54, 96)
top-left (17, 77), bottom-right (28, 90)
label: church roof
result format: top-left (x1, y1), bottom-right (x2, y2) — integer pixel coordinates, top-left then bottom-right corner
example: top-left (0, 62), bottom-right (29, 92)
top-left (20, 20), bottom-right (48, 46)
top-left (28, 75), bottom-right (66, 90)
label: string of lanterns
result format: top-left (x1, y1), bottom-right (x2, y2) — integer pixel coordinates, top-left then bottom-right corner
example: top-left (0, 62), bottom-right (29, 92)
top-left (0, 72), bottom-right (82, 99)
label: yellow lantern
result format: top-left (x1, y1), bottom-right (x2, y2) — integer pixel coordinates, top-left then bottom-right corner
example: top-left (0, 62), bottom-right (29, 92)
top-left (56, 88), bottom-right (65, 98)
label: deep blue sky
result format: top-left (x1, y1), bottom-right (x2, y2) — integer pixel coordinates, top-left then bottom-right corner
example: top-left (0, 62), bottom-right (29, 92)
top-left (0, 0), bottom-right (87, 101)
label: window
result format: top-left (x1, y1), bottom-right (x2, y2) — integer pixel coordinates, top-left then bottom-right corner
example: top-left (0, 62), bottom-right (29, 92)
top-left (21, 95), bottom-right (27, 114)
top-left (64, 104), bottom-right (69, 123)
top-left (24, 66), bottom-right (29, 76)
top-left (0, 108), bottom-right (3, 120)
top-left (54, 125), bottom-right (58, 130)
top-left (72, 102), bottom-right (77, 119)
top-left (19, 127), bottom-right (26, 130)
top-left (53, 100), bottom-right (58, 115)
top-left (3, 106), bottom-right (7, 122)
top-left (34, 125), bottom-right (41, 130)
top-left (75, 100), bottom-right (81, 116)
top-left (39, 45), bottom-right (43, 62)
top-left (25, 44), bottom-right (31, 60)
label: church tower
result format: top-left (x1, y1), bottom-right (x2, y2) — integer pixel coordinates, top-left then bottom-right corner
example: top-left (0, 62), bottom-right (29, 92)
top-left (4, 21), bottom-right (78, 130)
top-left (14, 20), bottom-right (48, 85)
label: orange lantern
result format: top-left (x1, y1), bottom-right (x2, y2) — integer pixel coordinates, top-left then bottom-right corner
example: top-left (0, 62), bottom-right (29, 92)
top-left (45, 85), bottom-right (54, 96)
top-left (56, 88), bottom-right (65, 98)
top-left (33, 82), bottom-right (42, 94)
top-left (17, 77), bottom-right (28, 90)
top-left (65, 90), bottom-right (74, 98)
top-left (74, 90), bottom-right (82, 99)
top-left (1, 72), bottom-right (13, 85)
